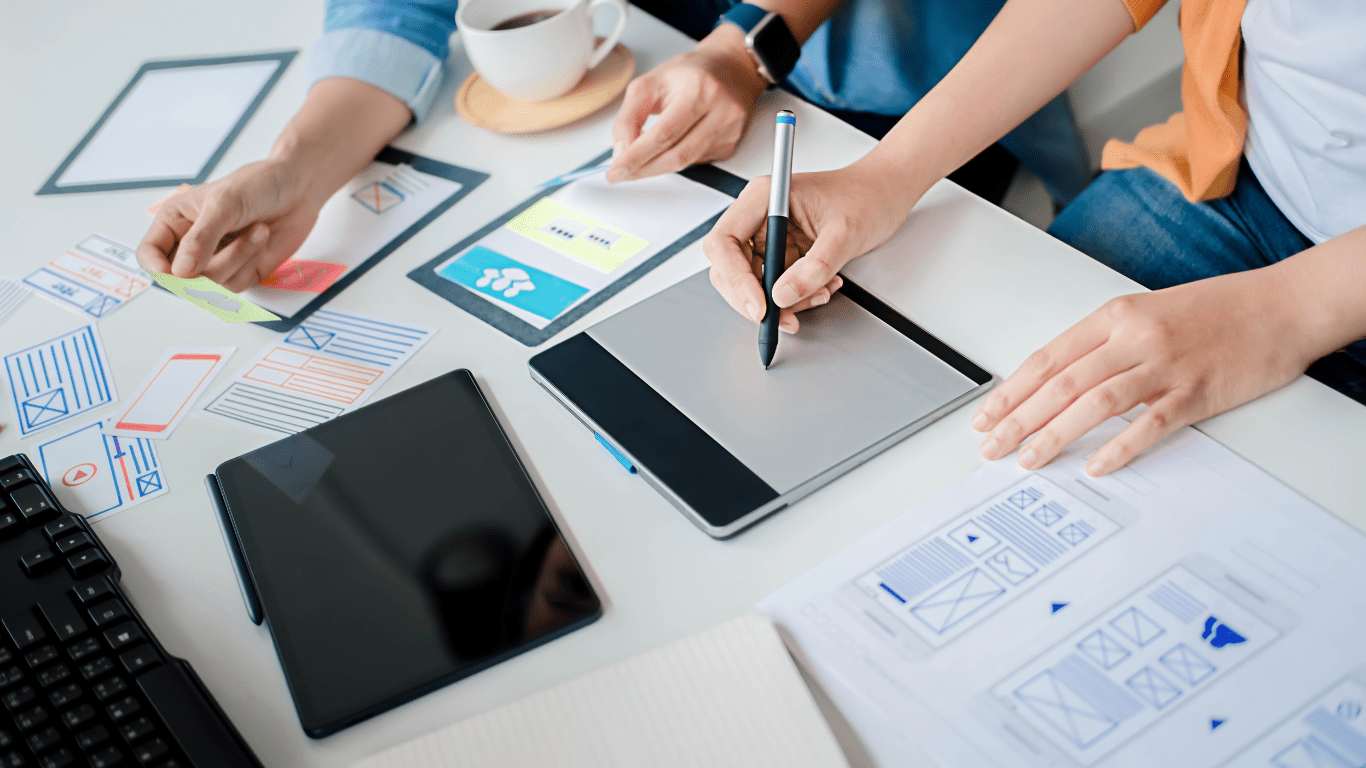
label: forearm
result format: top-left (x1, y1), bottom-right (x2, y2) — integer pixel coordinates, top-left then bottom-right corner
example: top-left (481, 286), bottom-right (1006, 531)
top-left (1278, 226), bottom-right (1366, 361)
top-left (267, 77), bottom-right (410, 207)
top-left (861, 0), bottom-right (1134, 196)
top-left (691, 0), bottom-right (847, 94)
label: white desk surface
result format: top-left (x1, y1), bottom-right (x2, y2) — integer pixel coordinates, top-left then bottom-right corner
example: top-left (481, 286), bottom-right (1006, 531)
top-left (2, 3), bottom-right (1363, 767)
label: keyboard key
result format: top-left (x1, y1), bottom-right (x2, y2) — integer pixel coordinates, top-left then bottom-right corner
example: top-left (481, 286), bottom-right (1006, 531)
top-left (60, 704), bottom-right (96, 730)
top-left (93, 678), bottom-right (127, 702)
top-left (107, 696), bottom-right (140, 721)
top-left (67, 639), bottom-right (100, 662)
top-left (25, 725), bottom-right (60, 752)
top-left (15, 705), bottom-right (48, 731)
top-left (0, 649), bottom-right (9, 665)
top-left (103, 625), bottom-right (145, 652)
top-left (79, 658), bottom-right (113, 681)
top-left (89, 747), bottom-right (122, 768)
top-left (0, 469), bottom-right (34, 490)
top-left (66, 551), bottom-right (110, 580)
top-left (37, 749), bottom-right (74, 768)
top-left (36, 665), bottom-right (69, 688)
top-left (48, 683), bottom-right (80, 707)
top-left (36, 601), bottom-right (86, 643)
top-left (53, 532), bottom-right (92, 555)
top-left (0, 751), bottom-right (23, 768)
top-left (72, 580), bottom-right (113, 606)
top-left (42, 518), bottom-right (80, 542)
top-left (24, 647), bottom-right (58, 669)
top-left (89, 603), bottom-right (129, 629)
top-left (2, 686), bottom-right (35, 711)
top-left (0, 512), bottom-right (19, 540)
top-left (118, 647), bottom-right (159, 677)
top-left (0, 457), bottom-right (23, 474)
top-left (20, 548), bottom-right (59, 577)
top-left (0, 730), bottom-right (8, 748)
top-left (11, 486), bottom-right (56, 523)
top-left (75, 725), bottom-right (109, 749)
top-left (2, 613), bottom-right (46, 649)
top-left (119, 717), bottom-right (155, 744)
top-left (132, 738), bottom-right (168, 764)
top-left (0, 668), bottom-right (21, 689)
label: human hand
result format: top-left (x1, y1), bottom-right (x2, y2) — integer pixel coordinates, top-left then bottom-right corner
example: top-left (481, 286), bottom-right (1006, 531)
top-left (702, 161), bottom-right (921, 331)
top-left (971, 268), bottom-right (1317, 475)
top-left (606, 25), bottom-right (766, 183)
top-left (136, 159), bottom-right (324, 293)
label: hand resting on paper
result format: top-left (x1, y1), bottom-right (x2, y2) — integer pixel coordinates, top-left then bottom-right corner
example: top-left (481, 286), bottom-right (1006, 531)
top-left (701, 164), bottom-right (919, 333)
top-left (136, 78), bottom-right (410, 292)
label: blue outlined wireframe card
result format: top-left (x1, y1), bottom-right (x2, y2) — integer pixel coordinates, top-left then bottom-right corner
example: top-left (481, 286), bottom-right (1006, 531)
top-left (4, 325), bottom-right (118, 436)
top-left (38, 51), bottom-right (295, 195)
top-left (240, 147), bottom-right (488, 332)
top-left (36, 421), bottom-right (168, 522)
top-left (409, 153), bottom-right (744, 347)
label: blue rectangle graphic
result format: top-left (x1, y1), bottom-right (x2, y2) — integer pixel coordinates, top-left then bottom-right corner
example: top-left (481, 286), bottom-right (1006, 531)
top-left (4, 325), bottom-right (117, 435)
top-left (438, 245), bottom-right (589, 321)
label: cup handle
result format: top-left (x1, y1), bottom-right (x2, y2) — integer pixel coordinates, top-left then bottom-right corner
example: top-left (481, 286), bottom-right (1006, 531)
top-left (586, 0), bottom-right (629, 69)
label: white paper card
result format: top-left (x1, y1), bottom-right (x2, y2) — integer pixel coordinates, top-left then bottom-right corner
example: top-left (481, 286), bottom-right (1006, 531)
top-left (107, 347), bottom-right (233, 439)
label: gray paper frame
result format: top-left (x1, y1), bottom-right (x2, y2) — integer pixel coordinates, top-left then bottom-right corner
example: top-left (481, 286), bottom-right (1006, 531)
top-left (408, 152), bottom-right (747, 347)
top-left (37, 51), bottom-right (297, 196)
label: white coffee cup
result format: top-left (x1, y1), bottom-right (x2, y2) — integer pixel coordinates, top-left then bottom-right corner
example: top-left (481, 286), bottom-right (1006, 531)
top-left (458, 0), bottom-right (629, 102)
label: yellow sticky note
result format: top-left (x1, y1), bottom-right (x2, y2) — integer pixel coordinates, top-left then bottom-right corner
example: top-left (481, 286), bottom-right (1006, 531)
top-left (506, 198), bottom-right (648, 273)
top-left (151, 273), bottom-right (280, 323)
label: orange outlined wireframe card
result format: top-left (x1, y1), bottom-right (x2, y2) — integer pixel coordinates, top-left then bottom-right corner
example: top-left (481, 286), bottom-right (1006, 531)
top-left (108, 347), bottom-right (234, 439)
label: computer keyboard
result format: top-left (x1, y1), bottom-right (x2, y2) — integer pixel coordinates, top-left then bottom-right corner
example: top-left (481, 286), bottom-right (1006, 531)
top-left (0, 454), bottom-right (263, 768)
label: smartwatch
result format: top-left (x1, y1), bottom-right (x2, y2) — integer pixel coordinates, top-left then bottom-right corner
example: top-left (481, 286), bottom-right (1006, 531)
top-left (716, 4), bottom-right (802, 85)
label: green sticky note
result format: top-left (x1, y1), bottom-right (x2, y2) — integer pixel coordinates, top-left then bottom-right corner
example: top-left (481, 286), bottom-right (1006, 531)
top-left (151, 273), bottom-right (280, 323)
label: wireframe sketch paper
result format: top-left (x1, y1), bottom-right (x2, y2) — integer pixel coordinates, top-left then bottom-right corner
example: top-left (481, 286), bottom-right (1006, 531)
top-left (151, 273), bottom-right (280, 323)
top-left (36, 421), bottom-right (168, 522)
top-left (39, 53), bottom-right (294, 194)
top-left (23, 234), bottom-right (151, 319)
top-left (235, 149), bottom-right (486, 329)
top-left (199, 309), bottom-right (434, 435)
top-left (351, 612), bottom-right (850, 768)
top-left (4, 325), bottom-right (118, 437)
top-left (759, 417), bottom-right (1366, 768)
top-left (0, 277), bottom-right (31, 326)
top-left (107, 347), bottom-right (233, 440)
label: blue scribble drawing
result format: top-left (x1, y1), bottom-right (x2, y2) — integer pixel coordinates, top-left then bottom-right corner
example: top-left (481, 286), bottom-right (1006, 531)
top-left (1201, 616), bottom-right (1247, 648)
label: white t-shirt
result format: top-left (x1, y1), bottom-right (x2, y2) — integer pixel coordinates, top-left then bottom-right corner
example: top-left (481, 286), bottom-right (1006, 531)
top-left (1242, 0), bottom-right (1366, 244)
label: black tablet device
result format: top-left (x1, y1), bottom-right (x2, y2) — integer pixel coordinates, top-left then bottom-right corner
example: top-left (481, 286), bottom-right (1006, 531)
top-left (207, 370), bottom-right (601, 737)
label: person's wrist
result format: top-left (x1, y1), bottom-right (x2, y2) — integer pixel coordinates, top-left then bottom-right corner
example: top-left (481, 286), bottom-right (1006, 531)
top-left (696, 24), bottom-right (769, 98)
top-left (847, 152), bottom-right (924, 222)
top-left (266, 133), bottom-right (338, 208)
top-left (1270, 251), bottom-right (1361, 366)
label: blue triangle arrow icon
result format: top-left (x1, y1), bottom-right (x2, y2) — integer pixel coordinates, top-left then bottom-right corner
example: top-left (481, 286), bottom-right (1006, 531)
top-left (1211, 719), bottom-right (1226, 730)
top-left (1051, 603), bottom-right (1068, 613)
top-left (967, 535), bottom-right (979, 542)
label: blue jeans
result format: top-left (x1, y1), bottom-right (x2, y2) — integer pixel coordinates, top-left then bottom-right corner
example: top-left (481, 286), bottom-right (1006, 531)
top-left (1049, 160), bottom-right (1366, 405)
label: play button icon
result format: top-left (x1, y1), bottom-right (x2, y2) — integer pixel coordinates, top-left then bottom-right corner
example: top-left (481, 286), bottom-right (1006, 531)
top-left (63, 463), bottom-right (98, 487)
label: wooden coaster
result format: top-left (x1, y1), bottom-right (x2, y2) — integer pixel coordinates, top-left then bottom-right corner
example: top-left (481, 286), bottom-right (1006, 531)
top-left (456, 42), bottom-right (635, 135)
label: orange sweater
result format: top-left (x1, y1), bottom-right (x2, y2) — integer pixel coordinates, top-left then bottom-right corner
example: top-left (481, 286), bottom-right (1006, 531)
top-left (1103, 0), bottom-right (1247, 202)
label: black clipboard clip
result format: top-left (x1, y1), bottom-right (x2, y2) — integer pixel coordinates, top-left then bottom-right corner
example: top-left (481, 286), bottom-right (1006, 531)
top-left (203, 475), bottom-right (264, 625)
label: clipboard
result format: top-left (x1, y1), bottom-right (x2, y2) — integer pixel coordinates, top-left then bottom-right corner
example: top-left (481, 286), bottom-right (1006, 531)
top-left (408, 151), bottom-right (746, 346)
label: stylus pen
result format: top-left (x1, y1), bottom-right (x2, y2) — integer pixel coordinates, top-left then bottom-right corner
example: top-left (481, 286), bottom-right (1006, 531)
top-left (760, 110), bottom-right (796, 369)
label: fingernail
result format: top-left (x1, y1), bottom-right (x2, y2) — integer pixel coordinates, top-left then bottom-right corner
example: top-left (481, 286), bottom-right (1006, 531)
top-left (810, 292), bottom-right (829, 307)
top-left (1019, 448), bottom-right (1037, 468)
top-left (746, 303), bottom-right (759, 322)
top-left (773, 285), bottom-right (799, 307)
top-left (971, 412), bottom-right (988, 431)
top-left (612, 140), bottom-right (625, 158)
top-left (250, 226), bottom-right (267, 243)
top-left (1087, 457), bottom-right (1108, 476)
top-left (981, 437), bottom-right (999, 459)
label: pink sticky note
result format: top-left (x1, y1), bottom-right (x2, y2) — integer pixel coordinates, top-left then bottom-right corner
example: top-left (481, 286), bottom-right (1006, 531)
top-left (260, 260), bottom-right (347, 293)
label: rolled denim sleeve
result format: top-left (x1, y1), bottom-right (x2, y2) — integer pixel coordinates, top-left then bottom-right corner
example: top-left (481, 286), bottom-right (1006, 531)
top-left (310, 0), bottom-right (461, 122)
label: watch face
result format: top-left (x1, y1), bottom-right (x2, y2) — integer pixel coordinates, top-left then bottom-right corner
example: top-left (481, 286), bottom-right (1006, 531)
top-left (750, 15), bottom-right (802, 82)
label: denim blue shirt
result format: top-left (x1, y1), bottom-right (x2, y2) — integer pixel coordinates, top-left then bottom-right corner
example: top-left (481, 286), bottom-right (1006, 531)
top-left (314, 0), bottom-right (1091, 201)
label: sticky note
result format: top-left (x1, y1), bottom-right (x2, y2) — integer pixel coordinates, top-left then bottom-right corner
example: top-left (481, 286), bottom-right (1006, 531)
top-left (506, 198), bottom-right (648, 273)
top-left (259, 259), bottom-right (346, 293)
top-left (151, 273), bottom-right (280, 323)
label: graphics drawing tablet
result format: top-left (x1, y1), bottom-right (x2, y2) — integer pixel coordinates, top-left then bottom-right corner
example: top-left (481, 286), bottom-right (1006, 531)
top-left (529, 271), bottom-right (995, 538)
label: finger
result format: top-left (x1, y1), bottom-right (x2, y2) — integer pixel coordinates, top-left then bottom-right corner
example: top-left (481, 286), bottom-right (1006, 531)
top-left (703, 179), bottom-right (771, 320)
top-left (608, 96), bottom-right (706, 182)
top-left (769, 227), bottom-right (855, 308)
top-left (137, 212), bottom-right (194, 273)
top-left (1085, 394), bottom-right (1191, 476)
top-left (979, 344), bottom-right (1139, 460)
top-left (1012, 366), bottom-right (1153, 470)
top-left (629, 109), bottom-right (736, 179)
top-left (171, 191), bottom-right (250, 277)
top-left (784, 275), bottom-right (843, 313)
top-left (609, 78), bottom-right (660, 164)
top-left (205, 223), bottom-right (272, 292)
top-left (971, 315), bottom-right (1111, 433)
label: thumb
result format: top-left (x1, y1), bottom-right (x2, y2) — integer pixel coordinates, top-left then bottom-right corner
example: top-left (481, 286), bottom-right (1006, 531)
top-left (171, 192), bottom-right (254, 278)
top-left (609, 79), bottom-right (660, 163)
top-left (771, 228), bottom-right (854, 309)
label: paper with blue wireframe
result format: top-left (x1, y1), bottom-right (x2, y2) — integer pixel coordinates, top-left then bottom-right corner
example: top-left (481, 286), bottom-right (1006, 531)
top-left (4, 325), bottom-right (118, 437)
top-left (35, 421), bottom-right (168, 522)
